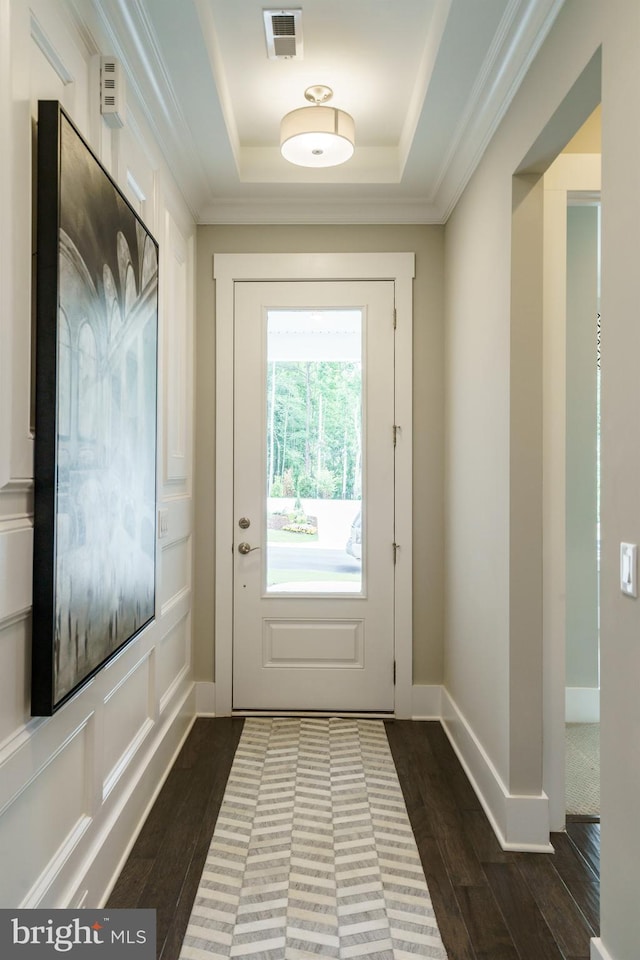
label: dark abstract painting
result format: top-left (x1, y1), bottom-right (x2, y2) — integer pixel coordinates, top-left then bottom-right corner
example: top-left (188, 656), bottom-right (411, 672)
top-left (32, 101), bottom-right (158, 715)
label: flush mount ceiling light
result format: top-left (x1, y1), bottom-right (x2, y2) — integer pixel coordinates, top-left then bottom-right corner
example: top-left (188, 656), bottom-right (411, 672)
top-left (280, 85), bottom-right (355, 168)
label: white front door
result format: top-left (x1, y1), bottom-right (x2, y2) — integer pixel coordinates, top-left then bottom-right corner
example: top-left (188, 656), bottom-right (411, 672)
top-left (232, 280), bottom-right (396, 712)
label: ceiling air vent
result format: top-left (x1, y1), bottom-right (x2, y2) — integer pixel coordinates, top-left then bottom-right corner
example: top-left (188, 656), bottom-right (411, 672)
top-left (263, 9), bottom-right (303, 60)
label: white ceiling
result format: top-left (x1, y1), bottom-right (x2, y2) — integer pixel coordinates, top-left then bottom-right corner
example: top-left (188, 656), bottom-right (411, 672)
top-left (70, 0), bottom-right (566, 224)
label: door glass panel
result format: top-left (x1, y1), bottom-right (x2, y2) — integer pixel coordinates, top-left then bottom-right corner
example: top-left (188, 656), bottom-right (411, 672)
top-left (266, 309), bottom-right (363, 594)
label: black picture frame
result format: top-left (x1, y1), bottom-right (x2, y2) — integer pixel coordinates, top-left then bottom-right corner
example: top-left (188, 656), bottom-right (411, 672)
top-left (32, 101), bottom-right (158, 716)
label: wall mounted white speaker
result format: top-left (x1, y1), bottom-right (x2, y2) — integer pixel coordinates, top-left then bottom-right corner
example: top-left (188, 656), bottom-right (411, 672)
top-left (100, 57), bottom-right (125, 128)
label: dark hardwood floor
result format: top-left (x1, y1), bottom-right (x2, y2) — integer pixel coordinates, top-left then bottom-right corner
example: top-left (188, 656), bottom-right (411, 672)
top-left (108, 717), bottom-right (599, 960)
top-left (385, 721), bottom-right (599, 960)
top-left (108, 718), bottom-right (245, 960)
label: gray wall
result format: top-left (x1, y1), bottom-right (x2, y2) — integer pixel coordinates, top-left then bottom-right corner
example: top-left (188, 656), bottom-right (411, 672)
top-left (194, 224), bottom-right (445, 686)
top-left (445, 0), bottom-right (640, 954)
top-left (566, 204), bottom-right (599, 691)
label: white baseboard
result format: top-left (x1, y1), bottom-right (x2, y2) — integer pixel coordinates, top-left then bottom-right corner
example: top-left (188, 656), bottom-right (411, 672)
top-left (198, 684), bottom-right (438, 718)
top-left (195, 681), bottom-right (216, 716)
top-left (193, 681), bottom-right (553, 852)
top-left (566, 686), bottom-right (600, 723)
top-left (441, 688), bottom-right (553, 852)
top-left (591, 938), bottom-right (616, 960)
top-left (411, 684), bottom-right (442, 719)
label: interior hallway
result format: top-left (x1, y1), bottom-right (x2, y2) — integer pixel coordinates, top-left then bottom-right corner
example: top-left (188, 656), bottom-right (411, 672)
top-left (109, 719), bottom-right (600, 960)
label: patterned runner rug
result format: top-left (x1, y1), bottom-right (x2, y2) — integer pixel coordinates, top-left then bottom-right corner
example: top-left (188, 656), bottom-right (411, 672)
top-left (179, 717), bottom-right (448, 959)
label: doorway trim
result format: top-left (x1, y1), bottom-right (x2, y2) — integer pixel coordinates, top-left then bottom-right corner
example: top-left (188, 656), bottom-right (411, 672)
top-left (213, 252), bottom-right (415, 717)
top-left (542, 166), bottom-right (601, 830)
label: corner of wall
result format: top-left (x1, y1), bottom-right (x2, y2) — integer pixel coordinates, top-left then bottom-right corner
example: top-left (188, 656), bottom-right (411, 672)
top-left (441, 688), bottom-right (552, 852)
top-left (590, 938), bottom-right (616, 960)
top-left (411, 684), bottom-right (442, 719)
top-left (566, 686), bottom-right (600, 723)
top-left (195, 681), bottom-right (216, 716)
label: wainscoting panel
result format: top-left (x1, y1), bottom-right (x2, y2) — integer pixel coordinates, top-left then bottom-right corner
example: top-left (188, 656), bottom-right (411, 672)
top-left (163, 214), bottom-right (192, 487)
top-left (0, 613), bottom-right (31, 742)
top-left (102, 653), bottom-right (154, 800)
top-left (158, 612), bottom-right (190, 711)
top-left (0, 521), bottom-right (32, 623)
top-left (160, 535), bottom-right (192, 612)
top-left (0, 0), bottom-right (196, 911)
top-left (0, 713), bottom-right (93, 906)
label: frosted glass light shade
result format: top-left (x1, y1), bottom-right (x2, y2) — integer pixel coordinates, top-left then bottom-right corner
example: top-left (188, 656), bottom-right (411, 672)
top-left (280, 105), bottom-right (355, 167)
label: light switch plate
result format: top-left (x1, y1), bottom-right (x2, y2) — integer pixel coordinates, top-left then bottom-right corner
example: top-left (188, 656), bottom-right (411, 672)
top-left (620, 542), bottom-right (637, 597)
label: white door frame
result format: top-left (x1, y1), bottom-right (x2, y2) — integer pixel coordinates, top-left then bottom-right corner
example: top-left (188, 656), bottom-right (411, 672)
top-left (213, 252), bottom-right (415, 717)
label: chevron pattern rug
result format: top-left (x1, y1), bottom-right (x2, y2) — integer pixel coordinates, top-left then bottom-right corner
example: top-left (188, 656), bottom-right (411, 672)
top-left (179, 716), bottom-right (448, 959)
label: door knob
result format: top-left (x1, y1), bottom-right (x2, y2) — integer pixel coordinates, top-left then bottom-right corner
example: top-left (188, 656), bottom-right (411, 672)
top-left (238, 542), bottom-right (260, 555)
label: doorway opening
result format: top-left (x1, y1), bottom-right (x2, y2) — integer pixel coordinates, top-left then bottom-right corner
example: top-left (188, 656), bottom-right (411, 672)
top-left (213, 253), bottom-right (415, 718)
top-left (508, 47), bottom-right (602, 841)
top-left (564, 197), bottom-right (601, 822)
top-left (534, 96), bottom-right (602, 835)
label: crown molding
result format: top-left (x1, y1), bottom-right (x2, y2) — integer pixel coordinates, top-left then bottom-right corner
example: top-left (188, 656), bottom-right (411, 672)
top-left (197, 0), bottom-right (566, 224)
top-left (432, 0), bottom-right (566, 220)
top-left (198, 197), bottom-right (444, 226)
top-left (66, 0), bottom-right (566, 227)
top-left (69, 0), bottom-right (211, 219)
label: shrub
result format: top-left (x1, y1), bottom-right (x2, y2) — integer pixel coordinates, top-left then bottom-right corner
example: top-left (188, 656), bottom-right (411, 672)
top-left (282, 523), bottom-right (317, 535)
top-left (297, 474), bottom-right (315, 498)
top-left (282, 468), bottom-right (296, 497)
top-left (316, 468), bottom-right (336, 499)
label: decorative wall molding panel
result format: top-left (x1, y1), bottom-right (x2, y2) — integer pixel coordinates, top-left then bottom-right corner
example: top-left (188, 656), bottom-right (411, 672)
top-left (0, 0), bottom-right (195, 909)
top-left (163, 215), bottom-right (193, 487)
top-left (0, 521), bottom-right (33, 625)
top-left (158, 613), bottom-right (191, 714)
top-left (160, 535), bottom-right (192, 613)
top-left (102, 652), bottom-right (155, 800)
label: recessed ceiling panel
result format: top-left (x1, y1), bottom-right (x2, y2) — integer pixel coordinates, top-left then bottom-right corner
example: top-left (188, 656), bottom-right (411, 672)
top-left (210, 0), bottom-right (438, 148)
top-left (90, 0), bottom-right (566, 221)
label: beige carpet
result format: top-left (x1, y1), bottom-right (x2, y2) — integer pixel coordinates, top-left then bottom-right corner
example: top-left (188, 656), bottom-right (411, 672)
top-left (565, 723), bottom-right (600, 816)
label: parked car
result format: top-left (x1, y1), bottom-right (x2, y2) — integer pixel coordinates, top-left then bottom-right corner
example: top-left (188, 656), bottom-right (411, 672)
top-left (346, 510), bottom-right (362, 560)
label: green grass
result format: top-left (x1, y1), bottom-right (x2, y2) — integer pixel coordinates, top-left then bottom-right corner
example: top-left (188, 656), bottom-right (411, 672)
top-left (267, 529), bottom-right (318, 543)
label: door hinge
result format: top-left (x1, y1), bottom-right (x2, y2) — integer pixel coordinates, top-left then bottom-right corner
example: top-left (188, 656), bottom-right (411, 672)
top-left (393, 542), bottom-right (400, 564)
top-left (393, 660), bottom-right (397, 685)
top-left (393, 424), bottom-right (401, 446)
top-left (393, 307), bottom-right (397, 329)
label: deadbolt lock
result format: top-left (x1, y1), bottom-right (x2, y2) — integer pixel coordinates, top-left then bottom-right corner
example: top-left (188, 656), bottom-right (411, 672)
top-left (239, 517), bottom-right (251, 529)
